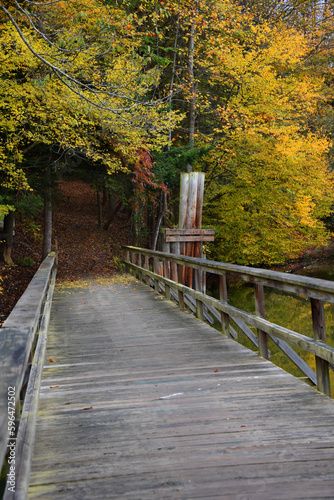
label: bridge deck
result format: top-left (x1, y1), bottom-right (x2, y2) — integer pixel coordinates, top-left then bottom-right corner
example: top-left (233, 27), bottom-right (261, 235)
top-left (28, 278), bottom-right (334, 499)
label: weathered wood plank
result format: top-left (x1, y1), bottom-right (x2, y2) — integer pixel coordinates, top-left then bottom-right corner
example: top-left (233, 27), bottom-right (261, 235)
top-left (28, 280), bottom-right (334, 500)
top-left (4, 268), bottom-right (56, 500)
top-left (164, 228), bottom-right (215, 236)
top-left (166, 235), bottom-right (215, 242)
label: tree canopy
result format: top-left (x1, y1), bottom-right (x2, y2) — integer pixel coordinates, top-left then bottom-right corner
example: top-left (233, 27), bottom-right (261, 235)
top-left (1, 0), bottom-right (334, 265)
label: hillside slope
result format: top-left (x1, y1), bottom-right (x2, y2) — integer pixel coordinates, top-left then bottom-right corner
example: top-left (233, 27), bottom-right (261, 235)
top-left (0, 180), bottom-right (130, 325)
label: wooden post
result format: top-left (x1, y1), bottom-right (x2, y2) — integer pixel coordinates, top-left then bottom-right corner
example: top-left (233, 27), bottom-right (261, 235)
top-left (219, 274), bottom-right (230, 337)
top-left (162, 239), bottom-right (171, 281)
top-left (164, 259), bottom-right (171, 301)
top-left (144, 254), bottom-right (150, 286)
top-left (194, 173), bottom-right (205, 292)
top-left (55, 236), bottom-right (59, 266)
top-left (185, 173), bottom-right (198, 286)
top-left (154, 258), bottom-right (160, 292)
top-left (171, 242), bottom-right (179, 282)
top-left (137, 253), bottom-right (142, 281)
top-left (255, 284), bottom-right (269, 360)
top-left (195, 268), bottom-right (204, 320)
top-left (178, 289), bottom-right (185, 310)
top-left (311, 298), bottom-right (331, 397)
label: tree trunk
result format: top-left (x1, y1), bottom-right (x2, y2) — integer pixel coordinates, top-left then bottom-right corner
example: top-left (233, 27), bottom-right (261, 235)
top-left (188, 2), bottom-right (198, 148)
top-left (168, 1), bottom-right (181, 147)
top-left (103, 200), bottom-right (122, 231)
top-left (97, 189), bottom-right (102, 230)
top-left (152, 193), bottom-right (168, 251)
top-left (2, 211), bottom-right (15, 265)
top-left (42, 185), bottom-right (52, 260)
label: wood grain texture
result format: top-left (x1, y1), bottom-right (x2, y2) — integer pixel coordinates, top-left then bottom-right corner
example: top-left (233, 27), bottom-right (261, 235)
top-left (28, 280), bottom-right (334, 499)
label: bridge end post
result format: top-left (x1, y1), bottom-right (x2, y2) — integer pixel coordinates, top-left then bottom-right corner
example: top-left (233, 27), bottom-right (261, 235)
top-left (311, 298), bottom-right (331, 397)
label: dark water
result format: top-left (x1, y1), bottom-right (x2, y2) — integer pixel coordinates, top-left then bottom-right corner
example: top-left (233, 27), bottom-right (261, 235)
top-left (207, 265), bottom-right (334, 391)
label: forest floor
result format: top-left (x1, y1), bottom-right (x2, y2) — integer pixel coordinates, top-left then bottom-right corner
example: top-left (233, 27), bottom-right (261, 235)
top-left (0, 180), bottom-right (130, 326)
top-left (1, 179), bottom-right (334, 325)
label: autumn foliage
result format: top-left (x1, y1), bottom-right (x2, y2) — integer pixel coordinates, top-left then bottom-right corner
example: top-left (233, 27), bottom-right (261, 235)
top-left (1, 0), bottom-right (334, 266)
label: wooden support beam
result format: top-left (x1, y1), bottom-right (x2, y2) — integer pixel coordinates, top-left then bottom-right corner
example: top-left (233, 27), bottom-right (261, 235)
top-left (144, 255), bottom-right (150, 286)
top-left (311, 298), bottom-right (331, 397)
top-left (219, 274), bottom-right (230, 337)
top-left (255, 284), bottom-right (269, 360)
top-left (195, 268), bottom-right (204, 320)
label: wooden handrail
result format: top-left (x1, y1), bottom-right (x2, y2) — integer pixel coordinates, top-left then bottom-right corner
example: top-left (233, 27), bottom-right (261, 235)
top-left (123, 245), bottom-right (334, 398)
top-left (0, 252), bottom-right (57, 499)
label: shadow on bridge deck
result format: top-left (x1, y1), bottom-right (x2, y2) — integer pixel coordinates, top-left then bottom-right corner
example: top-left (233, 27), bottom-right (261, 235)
top-left (29, 278), bottom-right (334, 499)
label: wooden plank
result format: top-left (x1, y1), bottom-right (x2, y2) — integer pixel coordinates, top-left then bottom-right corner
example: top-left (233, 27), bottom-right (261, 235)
top-left (178, 173), bottom-right (189, 230)
top-left (165, 229), bottom-right (215, 236)
top-left (195, 172), bottom-right (205, 230)
top-left (4, 268), bottom-right (56, 500)
top-left (3, 253), bottom-right (55, 331)
top-left (166, 235), bottom-right (215, 242)
top-left (28, 280), bottom-right (334, 500)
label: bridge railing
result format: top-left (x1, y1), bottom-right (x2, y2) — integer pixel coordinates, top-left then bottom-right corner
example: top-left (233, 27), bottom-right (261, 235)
top-left (0, 252), bottom-right (57, 499)
top-left (123, 246), bottom-right (334, 398)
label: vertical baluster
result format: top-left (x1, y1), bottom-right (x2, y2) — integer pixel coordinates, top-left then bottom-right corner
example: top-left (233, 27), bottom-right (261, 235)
top-left (130, 252), bottom-right (135, 277)
top-left (144, 254), bottom-right (150, 286)
top-left (137, 253), bottom-right (142, 281)
top-left (219, 274), bottom-right (230, 337)
top-left (195, 267), bottom-right (204, 320)
top-left (162, 240), bottom-right (171, 281)
top-left (255, 283), bottom-right (269, 359)
top-left (164, 258), bottom-right (171, 300)
top-left (178, 287), bottom-right (185, 310)
top-left (124, 249), bottom-right (130, 273)
top-left (311, 298), bottom-right (331, 397)
top-left (154, 257), bottom-right (160, 292)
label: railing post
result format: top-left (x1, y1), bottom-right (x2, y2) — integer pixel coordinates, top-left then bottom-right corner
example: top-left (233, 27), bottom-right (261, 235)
top-left (255, 283), bottom-right (269, 360)
top-left (137, 253), bottom-right (142, 281)
top-left (219, 274), bottom-right (230, 337)
top-left (153, 257), bottom-right (160, 292)
top-left (195, 268), bottom-right (204, 320)
top-left (163, 258), bottom-right (171, 300)
top-left (144, 254), bottom-right (150, 286)
top-left (124, 249), bottom-right (130, 273)
top-left (178, 287), bottom-right (185, 310)
top-left (131, 252), bottom-right (138, 278)
top-left (311, 298), bottom-right (331, 397)
top-left (55, 236), bottom-right (59, 266)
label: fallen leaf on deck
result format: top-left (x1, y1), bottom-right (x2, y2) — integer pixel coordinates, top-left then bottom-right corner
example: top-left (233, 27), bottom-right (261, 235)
top-left (82, 406), bottom-right (93, 410)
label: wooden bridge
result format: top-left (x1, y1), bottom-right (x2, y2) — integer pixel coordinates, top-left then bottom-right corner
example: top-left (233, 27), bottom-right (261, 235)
top-left (1, 248), bottom-right (334, 499)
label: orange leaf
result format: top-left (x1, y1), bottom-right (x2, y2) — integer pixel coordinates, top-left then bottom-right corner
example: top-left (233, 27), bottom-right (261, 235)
top-left (214, 369), bottom-right (219, 373)
top-left (49, 359), bottom-right (54, 363)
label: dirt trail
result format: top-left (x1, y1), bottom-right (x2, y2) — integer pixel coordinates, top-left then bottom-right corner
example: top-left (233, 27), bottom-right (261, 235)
top-left (0, 180), bottom-right (130, 324)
